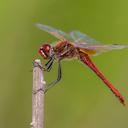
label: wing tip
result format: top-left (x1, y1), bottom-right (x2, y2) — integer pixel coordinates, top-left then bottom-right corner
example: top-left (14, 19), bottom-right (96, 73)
top-left (35, 22), bottom-right (43, 28)
top-left (112, 44), bottom-right (128, 49)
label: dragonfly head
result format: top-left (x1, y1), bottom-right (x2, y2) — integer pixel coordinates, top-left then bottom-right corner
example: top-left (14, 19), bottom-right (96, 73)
top-left (38, 44), bottom-right (52, 59)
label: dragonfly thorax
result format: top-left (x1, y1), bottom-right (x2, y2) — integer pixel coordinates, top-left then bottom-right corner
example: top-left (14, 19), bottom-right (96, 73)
top-left (53, 41), bottom-right (79, 60)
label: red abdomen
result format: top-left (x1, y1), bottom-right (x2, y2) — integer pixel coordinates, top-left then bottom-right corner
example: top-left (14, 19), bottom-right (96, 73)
top-left (79, 52), bottom-right (125, 106)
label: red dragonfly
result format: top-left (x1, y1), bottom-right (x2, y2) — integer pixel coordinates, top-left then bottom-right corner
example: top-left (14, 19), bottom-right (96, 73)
top-left (36, 23), bottom-right (128, 105)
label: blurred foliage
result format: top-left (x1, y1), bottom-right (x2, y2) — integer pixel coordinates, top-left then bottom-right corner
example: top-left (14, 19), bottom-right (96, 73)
top-left (0, 0), bottom-right (128, 128)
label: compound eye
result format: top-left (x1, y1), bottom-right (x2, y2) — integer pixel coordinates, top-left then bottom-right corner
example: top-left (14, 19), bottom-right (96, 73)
top-left (38, 44), bottom-right (51, 59)
top-left (43, 44), bottom-right (51, 52)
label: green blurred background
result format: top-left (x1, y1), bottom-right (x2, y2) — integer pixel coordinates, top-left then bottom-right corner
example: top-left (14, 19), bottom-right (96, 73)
top-left (1, 0), bottom-right (128, 128)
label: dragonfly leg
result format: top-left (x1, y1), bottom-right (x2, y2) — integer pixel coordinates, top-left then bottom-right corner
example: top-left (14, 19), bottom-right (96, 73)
top-left (32, 57), bottom-right (55, 94)
top-left (43, 55), bottom-right (55, 72)
top-left (44, 60), bottom-right (62, 93)
top-left (32, 57), bottom-right (54, 71)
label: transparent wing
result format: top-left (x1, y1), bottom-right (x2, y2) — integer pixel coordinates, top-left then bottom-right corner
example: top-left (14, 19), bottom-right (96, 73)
top-left (70, 31), bottom-right (100, 44)
top-left (70, 31), bottom-right (128, 54)
top-left (77, 43), bottom-right (128, 55)
top-left (36, 23), bottom-right (101, 44)
top-left (36, 23), bottom-right (70, 40)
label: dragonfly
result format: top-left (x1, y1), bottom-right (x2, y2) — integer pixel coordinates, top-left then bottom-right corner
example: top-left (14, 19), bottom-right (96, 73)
top-left (36, 23), bottom-right (128, 106)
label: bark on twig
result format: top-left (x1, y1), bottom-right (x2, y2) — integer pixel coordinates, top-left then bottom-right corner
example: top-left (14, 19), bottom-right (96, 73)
top-left (31, 59), bottom-right (45, 128)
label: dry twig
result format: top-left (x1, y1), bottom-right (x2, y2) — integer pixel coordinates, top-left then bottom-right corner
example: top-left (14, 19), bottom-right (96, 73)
top-left (31, 59), bottom-right (45, 128)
